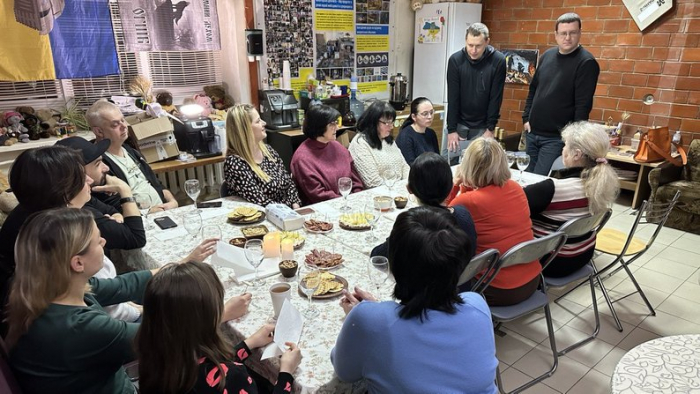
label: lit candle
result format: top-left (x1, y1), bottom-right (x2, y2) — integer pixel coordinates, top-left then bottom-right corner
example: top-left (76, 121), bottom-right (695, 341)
top-left (263, 232), bottom-right (281, 258)
top-left (281, 239), bottom-right (294, 260)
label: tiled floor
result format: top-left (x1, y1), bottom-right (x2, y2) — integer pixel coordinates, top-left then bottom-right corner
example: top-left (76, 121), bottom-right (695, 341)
top-left (496, 197), bottom-right (700, 393)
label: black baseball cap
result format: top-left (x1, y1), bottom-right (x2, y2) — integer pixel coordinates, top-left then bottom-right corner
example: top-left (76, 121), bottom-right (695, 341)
top-left (56, 137), bottom-right (111, 164)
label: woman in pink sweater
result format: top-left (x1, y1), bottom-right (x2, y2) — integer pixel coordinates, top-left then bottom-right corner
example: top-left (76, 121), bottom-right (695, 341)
top-left (448, 138), bottom-right (540, 306)
top-left (291, 105), bottom-right (364, 205)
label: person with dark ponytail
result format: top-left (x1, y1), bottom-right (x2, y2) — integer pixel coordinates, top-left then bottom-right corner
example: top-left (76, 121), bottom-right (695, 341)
top-left (395, 97), bottom-right (439, 165)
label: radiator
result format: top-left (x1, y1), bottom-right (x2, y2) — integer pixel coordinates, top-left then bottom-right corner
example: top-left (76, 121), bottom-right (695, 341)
top-left (155, 162), bottom-right (225, 206)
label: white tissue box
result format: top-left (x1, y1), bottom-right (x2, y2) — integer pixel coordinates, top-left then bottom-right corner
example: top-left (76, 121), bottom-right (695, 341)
top-left (265, 204), bottom-right (304, 231)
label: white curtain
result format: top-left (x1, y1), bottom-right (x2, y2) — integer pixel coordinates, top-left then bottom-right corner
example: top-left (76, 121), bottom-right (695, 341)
top-left (218, 0), bottom-right (252, 104)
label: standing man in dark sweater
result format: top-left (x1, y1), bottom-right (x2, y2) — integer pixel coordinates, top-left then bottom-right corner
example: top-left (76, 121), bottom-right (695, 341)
top-left (445, 23), bottom-right (506, 164)
top-left (522, 13), bottom-right (600, 175)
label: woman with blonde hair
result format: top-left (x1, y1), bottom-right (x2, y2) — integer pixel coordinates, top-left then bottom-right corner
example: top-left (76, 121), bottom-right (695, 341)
top-left (224, 104), bottom-right (301, 208)
top-left (447, 137), bottom-right (541, 306)
top-left (524, 121), bottom-right (619, 277)
top-left (7, 208), bottom-right (155, 394)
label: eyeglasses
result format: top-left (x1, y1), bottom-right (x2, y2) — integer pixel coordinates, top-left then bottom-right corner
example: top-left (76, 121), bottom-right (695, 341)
top-left (328, 120), bottom-right (339, 127)
top-left (556, 30), bottom-right (580, 38)
top-left (418, 111), bottom-right (434, 118)
top-left (378, 119), bottom-right (393, 126)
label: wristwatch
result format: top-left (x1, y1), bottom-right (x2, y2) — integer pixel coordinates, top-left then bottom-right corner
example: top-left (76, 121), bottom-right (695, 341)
top-left (120, 197), bottom-right (136, 205)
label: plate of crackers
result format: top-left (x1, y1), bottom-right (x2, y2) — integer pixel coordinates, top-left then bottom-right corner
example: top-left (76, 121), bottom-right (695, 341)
top-left (303, 219), bottom-right (334, 234)
top-left (338, 213), bottom-right (371, 231)
top-left (305, 249), bottom-right (344, 270)
top-left (298, 271), bottom-right (348, 299)
top-left (227, 206), bottom-right (266, 224)
top-left (280, 231), bottom-right (306, 249)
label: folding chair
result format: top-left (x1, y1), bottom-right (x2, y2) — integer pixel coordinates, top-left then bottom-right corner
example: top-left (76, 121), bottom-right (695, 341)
top-left (491, 232), bottom-right (568, 394)
top-left (457, 248), bottom-right (500, 294)
top-left (546, 209), bottom-right (612, 355)
top-left (557, 191), bottom-right (680, 332)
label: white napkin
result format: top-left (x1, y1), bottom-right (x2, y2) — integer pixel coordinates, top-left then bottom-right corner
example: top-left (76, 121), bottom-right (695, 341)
top-left (261, 299), bottom-right (303, 360)
top-left (198, 206), bottom-right (230, 220)
top-left (211, 241), bottom-right (280, 283)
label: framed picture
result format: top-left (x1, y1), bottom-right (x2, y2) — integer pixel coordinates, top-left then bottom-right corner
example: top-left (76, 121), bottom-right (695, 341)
top-left (502, 49), bottom-right (538, 85)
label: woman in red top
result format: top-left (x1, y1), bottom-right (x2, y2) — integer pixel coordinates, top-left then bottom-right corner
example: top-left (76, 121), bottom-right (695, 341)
top-left (448, 138), bottom-right (540, 306)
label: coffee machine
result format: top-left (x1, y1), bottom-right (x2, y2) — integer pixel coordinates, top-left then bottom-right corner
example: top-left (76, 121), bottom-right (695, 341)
top-left (173, 117), bottom-right (222, 159)
top-left (259, 89), bottom-right (300, 130)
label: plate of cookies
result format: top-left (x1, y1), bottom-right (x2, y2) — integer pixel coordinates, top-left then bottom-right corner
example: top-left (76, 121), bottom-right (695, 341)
top-left (227, 206), bottom-right (266, 224)
top-left (338, 213), bottom-right (371, 231)
top-left (298, 271), bottom-right (348, 299)
top-left (280, 231), bottom-right (306, 249)
top-left (303, 219), bottom-right (334, 234)
top-left (305, 249), bottom-right (344, 270)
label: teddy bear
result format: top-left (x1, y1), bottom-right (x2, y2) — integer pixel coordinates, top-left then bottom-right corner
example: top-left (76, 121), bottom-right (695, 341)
top-left (35, 108), bottom-right (59, 138)
top-left (203, 85), bottom-right (235, 111)
top-left (156, 91), bottom-right (179, 115)
top-left (193, 93), bottom-right (213, 117)
top-left (4, 112), bottom-right (29, 143)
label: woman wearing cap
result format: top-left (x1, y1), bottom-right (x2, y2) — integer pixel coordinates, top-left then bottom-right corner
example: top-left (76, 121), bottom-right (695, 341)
top-left (524, 121), bottom-right (619, 278)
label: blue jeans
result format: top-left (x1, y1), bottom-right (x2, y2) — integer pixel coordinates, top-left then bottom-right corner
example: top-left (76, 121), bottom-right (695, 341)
top-left (525, 132), bottom-right (564, 175)
top-left (441, 127), bottom-right (486, 165)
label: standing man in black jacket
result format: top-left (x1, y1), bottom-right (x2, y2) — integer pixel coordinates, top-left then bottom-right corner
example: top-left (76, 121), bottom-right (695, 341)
top-left (522, 12), bottom-right (600, 175)
top-left (86, 99), bottom-right (178, 212)
top-left (444, 23), bottom-right (506, 164)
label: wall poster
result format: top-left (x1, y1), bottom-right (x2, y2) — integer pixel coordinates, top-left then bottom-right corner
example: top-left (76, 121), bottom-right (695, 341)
top-left (264, 0), bottom-right (314, 79)
top-left (502, 49), bottom-right (538, 85)
top-left (355, 0), bottom-right (390, 95)
top-left (314, 0), bottom-right (354, 84)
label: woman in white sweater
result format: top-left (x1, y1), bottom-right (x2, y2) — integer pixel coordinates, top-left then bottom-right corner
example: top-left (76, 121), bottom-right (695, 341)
top-left (349, 101), bottom-right (410, 188)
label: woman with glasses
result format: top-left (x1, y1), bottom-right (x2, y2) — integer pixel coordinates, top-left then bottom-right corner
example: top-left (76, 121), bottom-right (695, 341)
top-left (224, 104), bottom-right (301, 208)
top-left (349, 101), bottom-right (410, 188)
top-left (395, 97), bottom-right (439, 165)
top-left (291, 104), bottom-right (364, 205)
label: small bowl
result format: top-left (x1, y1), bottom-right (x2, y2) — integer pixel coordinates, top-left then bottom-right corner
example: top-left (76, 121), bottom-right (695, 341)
top-left (394, 196), bottom-right (408, 209)
top-left (279, 260), bottom-right (299, 278)
top-left (241, 225), bottom-right (269, 239)
top-left (228, 237), bottom-right (247, 248)
top-left (374, 196), bottom-right (393, 211)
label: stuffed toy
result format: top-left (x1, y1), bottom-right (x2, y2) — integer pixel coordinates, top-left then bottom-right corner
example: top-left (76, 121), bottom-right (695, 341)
top-left (193, 93), bottom-right (213, 117)
top-left (4, 112), bottom-right (29, 143)
top-left (156, 91), bottom-right (179, 115)
top-left (203, 85), bottom-right (234, 111)
top-left (0, 127), bottom-right (10, 146)
top-left (36, 109), bottom-right (59, 137)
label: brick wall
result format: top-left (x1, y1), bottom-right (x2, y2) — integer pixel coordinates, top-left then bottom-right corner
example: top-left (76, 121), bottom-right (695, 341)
top-left (482, 0), bottom-right (700, 148)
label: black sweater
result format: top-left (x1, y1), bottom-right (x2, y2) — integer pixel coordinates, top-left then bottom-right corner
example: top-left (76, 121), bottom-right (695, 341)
top-left (522, 46), bottom-right (600, 137)
top-left (446, 45), bottom-right (507, 132)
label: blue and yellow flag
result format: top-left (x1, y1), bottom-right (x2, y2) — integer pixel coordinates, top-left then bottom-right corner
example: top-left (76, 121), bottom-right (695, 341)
top-left (0, 0), bottom-right (55, 81)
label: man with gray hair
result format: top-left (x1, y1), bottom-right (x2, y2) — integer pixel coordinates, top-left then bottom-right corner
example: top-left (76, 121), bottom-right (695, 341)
top-left (444, 22), bottom-right (506, 164)
top-left (523, 12), bottom-right (600, 175)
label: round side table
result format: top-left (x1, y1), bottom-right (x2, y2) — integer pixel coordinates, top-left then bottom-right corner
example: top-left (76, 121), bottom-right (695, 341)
top-left (612, 334), bottom-right (700, 393)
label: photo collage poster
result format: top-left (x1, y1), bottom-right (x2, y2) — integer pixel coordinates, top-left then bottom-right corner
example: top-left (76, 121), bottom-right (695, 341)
top-left (263, 0), bottom-right (314, 81)
top-left (262, 0), bottom-right (390, 96)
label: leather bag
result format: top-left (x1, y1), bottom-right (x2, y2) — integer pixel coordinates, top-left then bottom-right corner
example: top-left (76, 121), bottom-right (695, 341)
top-left (634, 127), bottom-right (687, 166)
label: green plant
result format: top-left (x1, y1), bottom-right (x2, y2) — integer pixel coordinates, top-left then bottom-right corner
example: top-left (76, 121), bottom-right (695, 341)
top-left (56, 99), bottom-right (89, 131)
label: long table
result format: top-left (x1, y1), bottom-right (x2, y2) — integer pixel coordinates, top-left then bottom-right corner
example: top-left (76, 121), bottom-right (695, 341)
top-left (139, 168), bottom-right (547, 393)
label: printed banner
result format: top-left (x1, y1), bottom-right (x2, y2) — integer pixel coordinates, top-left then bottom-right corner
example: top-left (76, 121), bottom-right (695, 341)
top-left (358, 81), bottom-right (388, 94)
top-left (355, 0), bottom-right (389, 89)
top-left (0, 0), bottom-right (56, 81)
top-left (314, 10), bottom-right (354, 31)
top-left (50, 0), bottom-right (119, 79)
top-left (314, 0), bottom-right (354, 82)
top-left (118, 0), bottom-right (220, 51)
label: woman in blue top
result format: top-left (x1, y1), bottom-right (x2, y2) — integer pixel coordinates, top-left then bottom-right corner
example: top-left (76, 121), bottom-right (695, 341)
top-left (332, 206), bottom-right (498, 394)
top-left (395, 97), bottom-right (439, 165)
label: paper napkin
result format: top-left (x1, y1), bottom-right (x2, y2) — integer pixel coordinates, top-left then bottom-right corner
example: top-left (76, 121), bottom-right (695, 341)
top-left (211, 241), bottom-right (280, 283)
top-left (261, 299), bottom-right (303, 360)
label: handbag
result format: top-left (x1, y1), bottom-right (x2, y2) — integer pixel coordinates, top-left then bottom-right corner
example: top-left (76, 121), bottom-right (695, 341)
top-left (634, 127), bottom-right (687, 166)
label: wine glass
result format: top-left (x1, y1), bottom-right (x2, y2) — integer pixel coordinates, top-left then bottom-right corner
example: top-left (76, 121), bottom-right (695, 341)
top-left (201, 224), bottom-right (222, 241)
top-left (183, 211), bottom-right (202, 239)
top-left (298, 264), bottom-right (320, 318)
top-left (133, 193), bottom-right (154, 230)
top-left (515, 153), bottom-right (531, 184)
top-left (382, 169), bottom-right (398, 194)
top-left (338, 177), bottom-right (352, 211)
top-left (244, 239), bottom-right (265, 288)
top-left (184, 179), bottom-right (201, 210)
top-left (368, 256), bottom-right (389, 299)
top-left (363, 202), bottom-right (382, 242)
top-left (506, 151), bottom-right (516, 169)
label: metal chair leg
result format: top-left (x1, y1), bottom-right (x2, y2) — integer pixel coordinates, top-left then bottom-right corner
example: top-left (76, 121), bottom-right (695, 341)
top-left (596, 274), bottom-right (623, 332)
top-left (620, 262), bottom-right (656, 316)
top-left (558, 274), bottom-right (600, 355)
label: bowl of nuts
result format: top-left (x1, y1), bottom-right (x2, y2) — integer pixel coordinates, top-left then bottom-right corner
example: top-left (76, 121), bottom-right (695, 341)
top-left (279, 260), bottom-right (299, 278)
top-left (394, 196), bottom-right (408, 209)
top-left (228, 237), bottom-right (247, 248)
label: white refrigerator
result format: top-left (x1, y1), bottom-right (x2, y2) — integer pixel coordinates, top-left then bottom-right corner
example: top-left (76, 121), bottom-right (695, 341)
top-left (412, 2), bottom-right (482, 105)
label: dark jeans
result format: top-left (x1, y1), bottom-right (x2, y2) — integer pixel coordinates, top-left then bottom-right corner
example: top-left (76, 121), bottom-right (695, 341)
top-left (525, 132), bottom-right (565, 175)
